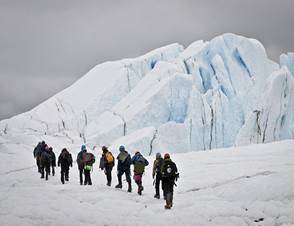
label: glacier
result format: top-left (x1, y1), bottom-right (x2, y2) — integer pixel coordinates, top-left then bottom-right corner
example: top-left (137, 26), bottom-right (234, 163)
top-left (0, 33), bottom-right (293, 156)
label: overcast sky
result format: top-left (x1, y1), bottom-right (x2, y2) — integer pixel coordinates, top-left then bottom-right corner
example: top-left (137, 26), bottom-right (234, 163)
top-left (0, 0), bottom-right (293, 120)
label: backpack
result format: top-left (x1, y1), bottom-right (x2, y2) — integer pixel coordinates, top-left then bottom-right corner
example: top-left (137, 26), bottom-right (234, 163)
top-left (41, 151), bottom-right (51, 165)
top-left (134, 161), bottom-right (146, 174)
top-left (118, 151), bottom-right (128, 163)
top-left (133, 155), bottom-right (147, 174)
top-left (155, 158), bottom-right (164, 173)
top-left (83, 153), bottom-right (95, 165)
top-left (162, 161), bottom-right (177, 178)
top-left (105, 152), bottom-right (114, 164)
top-left (61, 151), bottom-right (72, 164)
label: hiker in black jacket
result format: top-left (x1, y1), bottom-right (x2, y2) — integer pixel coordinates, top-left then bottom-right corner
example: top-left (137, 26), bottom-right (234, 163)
top-left (115, 145), bottom-right (132, 192)
top-left (48, 147), bottom-right (56, 176)
top-left (77, 145), bottom-right (87, 185)
top-left (58, 148), bottom-right (73, 184)
top-left (40, 144), bottom-right (51, 180)
top-left (33, 142), bottom-right (42, 173)
top-left (152, 153), bottom-right (164, 199)
top-left (100, 146), bottom-right (115, 186)
top-left (161, 153), bottom-right (179, 209)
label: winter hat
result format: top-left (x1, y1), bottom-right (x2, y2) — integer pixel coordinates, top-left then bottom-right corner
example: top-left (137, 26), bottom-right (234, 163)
top-left (49, 147), bottom-right (53, 151)
top-left (102, 146), bottom-right (108, 153)
top-left (156, 153), bottom-right (161, 159)
top-left (119, 145), bottom-right (125, 152)
top-left (81, 144), bottom-right (87, 151)
top-left (164, 153), bottom-right (170, 159)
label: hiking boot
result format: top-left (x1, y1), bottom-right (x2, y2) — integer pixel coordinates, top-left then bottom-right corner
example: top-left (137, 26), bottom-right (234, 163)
top-left (127, 187), bottom-right (132, 193)
top-left (165, 200), bottom-right (172, 209)
top-left (115, 184), bottom-right (122, 189)
top-left (40, 175), bottom-right (44, 179)
top-left (154, 194), bottom-right (160, 199)
top-left (107, 182), bottom-right (111, 186)
top-left (164, 204), bottom-right (171, 209)
top-left (138, 185), bottom-right (143, 195)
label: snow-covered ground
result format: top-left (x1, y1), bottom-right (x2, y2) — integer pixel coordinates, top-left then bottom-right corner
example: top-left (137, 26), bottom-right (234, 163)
top-left (0, 139), bottom-right (293, 226)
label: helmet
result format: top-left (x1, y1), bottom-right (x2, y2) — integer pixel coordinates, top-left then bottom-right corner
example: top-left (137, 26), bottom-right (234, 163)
top-left (119, 145), bottom-right (125, 152)
top-left (156, 153), bottom-right (161, 159)
top-left (81, 144), bottom-right (87, 151)
top-left (164, 153), bottom-right (170, 159)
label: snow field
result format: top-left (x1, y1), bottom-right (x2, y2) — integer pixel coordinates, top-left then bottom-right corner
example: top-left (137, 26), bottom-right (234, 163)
top-left (0, 140), bottom-right (293, 226)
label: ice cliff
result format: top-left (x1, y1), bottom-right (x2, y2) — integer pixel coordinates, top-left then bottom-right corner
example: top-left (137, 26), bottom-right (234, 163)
top-left (1, 34), bottom-right (293, 155)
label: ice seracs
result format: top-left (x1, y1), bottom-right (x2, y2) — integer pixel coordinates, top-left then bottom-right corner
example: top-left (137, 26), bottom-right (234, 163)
top-left (0, 34), bottom-right (293, 155)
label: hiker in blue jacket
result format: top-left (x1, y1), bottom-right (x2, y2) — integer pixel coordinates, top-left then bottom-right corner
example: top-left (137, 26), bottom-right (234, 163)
top-left (115, 145), bottom-right (132, 192)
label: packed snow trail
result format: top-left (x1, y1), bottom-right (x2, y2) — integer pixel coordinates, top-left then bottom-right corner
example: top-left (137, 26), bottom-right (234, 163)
top-left (0, 140), bottom-right (294, 226)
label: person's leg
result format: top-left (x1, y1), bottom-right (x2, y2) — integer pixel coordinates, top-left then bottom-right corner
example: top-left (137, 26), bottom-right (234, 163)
top-left (125, 170), bottom-right (132, 192)
top-left (155, 174), bottom-right (161, 198)
top-left (84, 170), bottom-right (89, 185)
top-left (40, 165), bottom-right (44, 178)
top-left (65, 167), bottom-right (69, 181)
top-left (136, 174), bottom-right (143, 195)
top-left (37, 159), bottom-right (41, 173)
top-left (88, 171), bottom-right (92, 185)
top-left (106, 166), bottom-right (112, 186)
top-left (52, 166), bottom-right (55, 176)
top-left (165, 181), bottom-right (174, 209)
top-left (79, 168), bottom-right (83, 185)
top-left (162, 179), bottom-right (167, 200)
top-left (45, 165), bottom-right (50, 180)
top-left (115, 171), bottom-right (123, 188)
top-left (61, 168), bottom-right (65, 184)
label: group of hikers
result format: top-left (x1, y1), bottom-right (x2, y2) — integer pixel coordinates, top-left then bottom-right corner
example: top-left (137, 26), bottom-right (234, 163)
top-left (33, 141), bottom-right (179, 209)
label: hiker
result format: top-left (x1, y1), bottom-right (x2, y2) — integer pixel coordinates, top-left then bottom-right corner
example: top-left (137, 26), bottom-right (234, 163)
top-left (40, 144), bottom-right (51, 180)
top-left (57, 148), bottom-right (73, 184)
top-left (131, 151), bottom-right (149, 195)
top-left (161, 153), bottom-right (179, 209)
top-left (77, 145), bottom-right (87, 185)
top-left (48, 147), bottom-right (56, 176)
top-left (99, 146), bottom-right (115, 186)
top-left (82, 148), bottom-right (95, 185)
top-left (33, 142), bottom-right (42, 173)
top-left (115, 145), bottom-right (132, 192)
top-left (152, 152), bottom-right (164, 199)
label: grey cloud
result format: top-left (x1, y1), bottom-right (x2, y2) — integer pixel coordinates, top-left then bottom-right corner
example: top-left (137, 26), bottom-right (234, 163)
top-left (0, 0), bottom-right (293, 120)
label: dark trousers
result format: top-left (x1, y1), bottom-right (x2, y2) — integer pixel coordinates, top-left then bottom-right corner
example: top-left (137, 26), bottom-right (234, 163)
top-left (79, 168), bottom-right (84, 185)
top-left (49, 166), bottom-right (55, 176)
top-left (84, 169), bottom-right (92, 185)
top-left (155, 173), bottom-right (162, 196)
top-left (162, 178), bottom-right (174, 204)
top-left (60, 167), bottom-right (69, 184)
top-left (41, 164), bottom-right (50, 180)
top-left (105, 165), bottom-right (113, 185)
top-left (36, 158), bottom-right (41, 173)
top-left (117, 170), bottom-right (131, 185)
